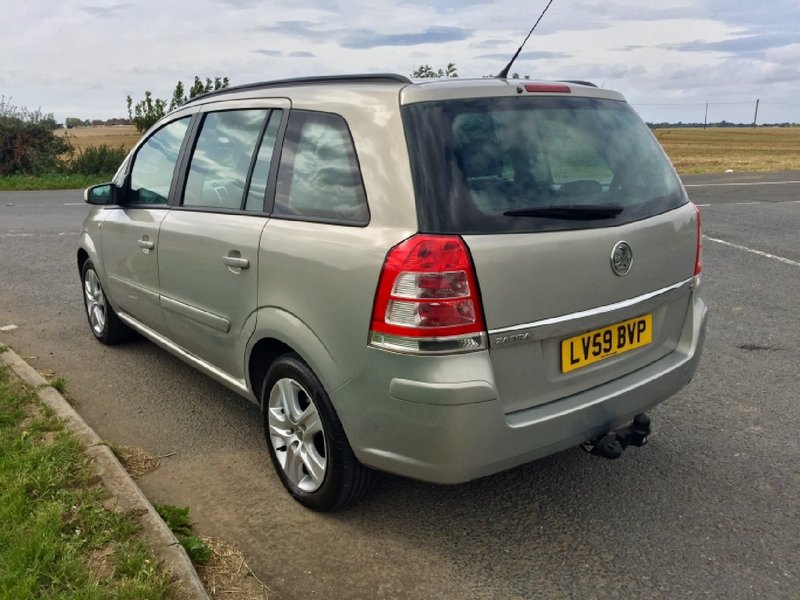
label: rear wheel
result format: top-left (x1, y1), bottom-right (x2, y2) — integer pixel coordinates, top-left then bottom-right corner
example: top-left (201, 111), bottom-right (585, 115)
top-left (81, 260), bottom-right (132, 345)
top-left (261, 354), bottom-right (373, 511)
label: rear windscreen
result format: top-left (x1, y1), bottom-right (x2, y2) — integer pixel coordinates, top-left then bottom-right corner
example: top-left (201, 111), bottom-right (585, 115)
top-left (401, 96), bottom-right (686, 234)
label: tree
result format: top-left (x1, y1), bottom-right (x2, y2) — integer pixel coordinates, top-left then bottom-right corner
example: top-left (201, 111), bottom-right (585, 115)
top-left (169, 81), bottom-right (186, 112)
top-left (411, 63), bottom-right (532, 80)
top-left (411, 62), bottom-right (459, 78)
top-left (127, 76), bottom-right (230, 133)
top-left (188, 76), bottom-right (229, 100)
top-left (126, 91), bottom-right (166, 133)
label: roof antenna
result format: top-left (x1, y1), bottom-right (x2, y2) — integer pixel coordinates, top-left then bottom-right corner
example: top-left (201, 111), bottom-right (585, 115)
top-left (496, 0), bottom-right (556, 79)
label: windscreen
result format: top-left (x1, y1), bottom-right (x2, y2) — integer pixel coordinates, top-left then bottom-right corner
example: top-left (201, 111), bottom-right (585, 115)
top-left (402, 96), bottom-right (686, 234)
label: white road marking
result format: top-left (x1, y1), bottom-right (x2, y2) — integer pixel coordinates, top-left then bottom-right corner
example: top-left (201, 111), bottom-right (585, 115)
top-left (684, 180), bottom-right (800, 188)
top-left (704, 236), bottom-right (800, 267)
top-left (694, 200), bottom-right (800, 208)
top-left (1, 232), bottom-right (78, 237)
top-left (64, 202), bottom-right (84, 206)
top-left (0, 324), bottom-right (18, 332)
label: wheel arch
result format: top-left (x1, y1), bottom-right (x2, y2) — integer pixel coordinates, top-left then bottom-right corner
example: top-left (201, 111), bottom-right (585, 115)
top-left (77, 247), bottom-right (90, 272)
top-left (246, 308), bottom-right (341, 406)
top-left (77, 233), bottom-right (102, 278)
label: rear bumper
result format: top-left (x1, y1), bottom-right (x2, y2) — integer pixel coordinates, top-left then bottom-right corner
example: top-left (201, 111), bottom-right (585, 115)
top-left (332, 291), bottom-right (708, 484)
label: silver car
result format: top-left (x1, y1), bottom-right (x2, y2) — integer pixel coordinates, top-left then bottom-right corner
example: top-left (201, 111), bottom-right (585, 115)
top-left (78, 74), bottom-right (707, 510)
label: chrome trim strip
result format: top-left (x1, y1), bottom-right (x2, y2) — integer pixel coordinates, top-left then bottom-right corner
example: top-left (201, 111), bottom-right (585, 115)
top-left (369, 331), bottom-right (487, 355)
top-left (489, 278), bottom-right (693, 337)
top-left (116, 311), bottom-right (250, 397)
top-left (161, 295), bottom-right (231, 333)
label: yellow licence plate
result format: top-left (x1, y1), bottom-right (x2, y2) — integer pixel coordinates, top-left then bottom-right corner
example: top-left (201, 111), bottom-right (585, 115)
top-left (561, 314), bottom-right (653, 373)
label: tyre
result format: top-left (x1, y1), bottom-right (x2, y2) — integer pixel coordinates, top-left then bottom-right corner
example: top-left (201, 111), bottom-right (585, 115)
top-left (261, 353), bottom-right (373, 511)
top-left (80, 260), bottom-right (133, 345)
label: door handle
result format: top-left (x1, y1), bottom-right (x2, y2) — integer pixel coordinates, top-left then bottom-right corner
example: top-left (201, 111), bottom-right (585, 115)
top-left (137, 238), bottom-right (154, 250)
top-left (222, 255), bottom-right (250, 269)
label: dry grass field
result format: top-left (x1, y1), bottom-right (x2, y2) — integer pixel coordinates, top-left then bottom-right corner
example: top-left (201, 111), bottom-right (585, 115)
top-left (56, 125), bottom-right (141, 154)
top-left (54, 125), bottom-right (800, 175)
top-left (654, 127), bottom-right (800, 174)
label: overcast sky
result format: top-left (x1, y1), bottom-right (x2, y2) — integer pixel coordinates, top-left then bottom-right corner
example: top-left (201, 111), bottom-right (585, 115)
top-left (3, 0), bottom-right (799, 124)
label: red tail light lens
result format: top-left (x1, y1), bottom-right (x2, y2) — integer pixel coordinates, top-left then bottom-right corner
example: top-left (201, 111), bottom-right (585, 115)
top-left (371, 235), bottom-right (486, 344)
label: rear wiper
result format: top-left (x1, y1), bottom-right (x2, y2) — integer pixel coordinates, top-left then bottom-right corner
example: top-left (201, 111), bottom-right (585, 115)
top-left (503, 203), bottom-right (624, 220)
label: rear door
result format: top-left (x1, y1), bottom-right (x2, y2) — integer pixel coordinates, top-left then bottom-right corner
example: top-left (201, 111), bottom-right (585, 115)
top-left (157, 101), bottom-right (287, 380)
top-left (401, 93), bottom-right (698, 413)
top-left (101, 116), bottom-right (192, 330)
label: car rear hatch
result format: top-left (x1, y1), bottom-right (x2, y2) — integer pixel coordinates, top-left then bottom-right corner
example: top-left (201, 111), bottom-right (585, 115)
top-left (401, 83), bottom-right (699, 413)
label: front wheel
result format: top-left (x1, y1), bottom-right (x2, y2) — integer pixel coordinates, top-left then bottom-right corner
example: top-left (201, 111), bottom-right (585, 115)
top-left (80, 260), bottom-right (132, 345)
top-left (261, 354), bottom-right (373, 511)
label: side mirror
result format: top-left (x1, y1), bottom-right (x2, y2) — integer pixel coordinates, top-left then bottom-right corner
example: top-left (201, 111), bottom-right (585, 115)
top-left (84, 183), bottom-right (116, 205)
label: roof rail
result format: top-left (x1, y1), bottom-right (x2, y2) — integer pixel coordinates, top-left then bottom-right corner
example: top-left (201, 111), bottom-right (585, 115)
top-left (562, 80), bottom-right (598, 87)
top-left (185, 73), bottom-right (412, 104)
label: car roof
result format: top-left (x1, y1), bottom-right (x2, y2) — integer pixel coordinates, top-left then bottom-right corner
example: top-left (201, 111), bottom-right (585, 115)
top-left (182, 73), bottom-right (627, 108)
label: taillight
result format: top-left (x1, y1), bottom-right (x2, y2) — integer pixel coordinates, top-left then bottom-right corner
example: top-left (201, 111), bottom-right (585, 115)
top-left (370, 234), bottom-right (487, 353)
top-left (693, 203), bottom-right (703, 285)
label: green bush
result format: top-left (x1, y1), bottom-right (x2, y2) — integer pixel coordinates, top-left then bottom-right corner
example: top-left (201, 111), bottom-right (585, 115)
top-left (0, 96), bottom-right (72, 176)
top-left (70, 144), bottom-right (127, 175)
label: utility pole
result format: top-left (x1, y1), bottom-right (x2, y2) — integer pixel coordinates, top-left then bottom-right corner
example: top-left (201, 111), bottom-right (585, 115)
top-left (704, 101), bottom-right (709, 130)
top-left (753, 98), bottom-right (760, 127)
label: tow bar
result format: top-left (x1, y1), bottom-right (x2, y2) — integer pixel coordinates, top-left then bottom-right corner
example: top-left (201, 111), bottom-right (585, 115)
top-left (581, 413), bottom-right (651, 460)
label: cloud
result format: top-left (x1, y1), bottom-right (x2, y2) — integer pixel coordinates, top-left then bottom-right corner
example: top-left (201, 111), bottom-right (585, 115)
top-left (253, 22), bottom-right (471, 49)
top-left (476, 50), bottom-right (572, 60)
top-left (253, 49), bottom-right (315, 58)
top-left (253, 20), bottom-right (320, 37)
top-left (341, 26), bottom-right (472, 49)
top-left (213, 0), bottom-right (262, 6)
top-left (667, 33), bottom-right (800, 57)
top-left (573, 4), bottom-right (698, 22)
top-left (470, 38), bottom-right (510, 50)
top-left (398, 0), bottom-right (489, 8)
top-left (612, 44), bottom-right (648, 52)
top-left (81, 3), bottom-right (133, 17)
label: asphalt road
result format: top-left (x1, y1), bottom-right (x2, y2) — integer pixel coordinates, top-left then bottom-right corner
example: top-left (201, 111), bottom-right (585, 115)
top-left (1, 172), bottom-right (798, 599)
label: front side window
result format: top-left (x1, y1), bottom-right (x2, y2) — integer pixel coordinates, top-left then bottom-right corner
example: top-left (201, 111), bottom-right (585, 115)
top-left (402, 97), bottom-right (686, 234)
top-left (183, 109), bottom-right (268, 210)
top-left (274, 111), bottom-right (368, 224)
top-left (129, 117), bottom-right (190, 204)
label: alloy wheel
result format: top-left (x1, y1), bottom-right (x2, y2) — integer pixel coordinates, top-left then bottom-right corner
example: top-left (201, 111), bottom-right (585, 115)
top-left (267, 377), bottom-right (327, 492)
top-left (83, 269), bottom-right (107, 337)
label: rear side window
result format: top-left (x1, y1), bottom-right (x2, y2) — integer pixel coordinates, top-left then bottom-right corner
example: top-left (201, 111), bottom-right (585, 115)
top-left (183, 109), bottom-right (268, 210)
top-left (245, 110), bottom-right (282, 212)
top-left (129, 117), bottom-right (190, 204)
top-left (274, 111), bottom-right (369, 225)
top-left (402, 97), bottom-right (686, 234)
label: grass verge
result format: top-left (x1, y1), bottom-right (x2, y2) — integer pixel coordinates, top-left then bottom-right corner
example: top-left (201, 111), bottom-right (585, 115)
top-left (0, 172), bottom-right (114, 191)
top-left (0, 365), bottom-right (176, 599)
top-left (155, 504), bottom-right (213, 566)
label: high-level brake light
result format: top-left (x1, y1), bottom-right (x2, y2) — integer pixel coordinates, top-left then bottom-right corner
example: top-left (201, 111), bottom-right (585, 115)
top-left (524, 83), bottom-right (571, 93)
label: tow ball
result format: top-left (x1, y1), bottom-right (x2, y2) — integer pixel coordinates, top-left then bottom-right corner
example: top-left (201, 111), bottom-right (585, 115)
top-left (581, 413), bottom-right (651, 460)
